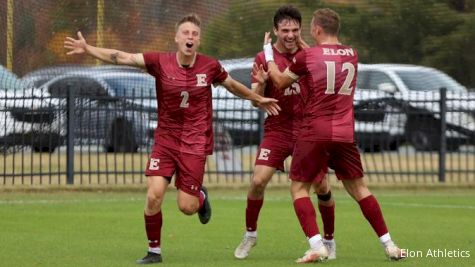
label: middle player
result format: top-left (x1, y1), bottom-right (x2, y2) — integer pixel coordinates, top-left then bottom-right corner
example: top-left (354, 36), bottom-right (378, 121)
top-left (234, 5), bottom-right (336, 260)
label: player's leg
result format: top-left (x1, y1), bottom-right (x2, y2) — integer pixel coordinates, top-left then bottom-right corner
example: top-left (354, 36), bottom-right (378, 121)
top-left (174, 152), bottom-right (211, 223)
top-left (313, 177), bottom-right (336, 260)
top-left (290, 140), bottom-right (329, 263)
top-left (235, 136), bottom-right (288, 259)
top-left (342, 178), bottom-right (405, 260)
top-left (291, 181), bottom-right (329, 263)
top-left (333, 142), bottom-right (405, 261)
top-left (137, 147), bottom-right (175, 264)
top-left (234, 165), bottom-right (275, 259)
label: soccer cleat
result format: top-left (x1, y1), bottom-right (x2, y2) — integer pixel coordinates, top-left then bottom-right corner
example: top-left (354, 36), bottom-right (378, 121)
top-left (323, 239), bottom-right (336, 260)
top-left (385, 244), bottom-right (406, 261)
top-left (198, 186), bottom-right (212, 224)
top-left (234, 235), bottom-right (257, 259)
top-left (295, 246), bottom-right (329, 263)
top-left (136, 252), bottom-right (162, 264)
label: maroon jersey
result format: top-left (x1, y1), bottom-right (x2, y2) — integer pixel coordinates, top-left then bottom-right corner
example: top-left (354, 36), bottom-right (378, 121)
top-left (253, 47), bottom-right (304, 139)
top-left (144, 52), bottom-right (228, 155)
top-left (287, 44), bottom-right (358, 142)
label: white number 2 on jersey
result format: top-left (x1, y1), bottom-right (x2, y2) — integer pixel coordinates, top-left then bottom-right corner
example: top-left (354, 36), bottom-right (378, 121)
top-left (180, 91), bottom-right (189, 108)
top-left (324, 61), bottom-right (355, 95)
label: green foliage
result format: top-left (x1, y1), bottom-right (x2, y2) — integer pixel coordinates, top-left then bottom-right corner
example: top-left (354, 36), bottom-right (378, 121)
top-left (201, 0), bottom-right (275, 59)
top-left (344, 0), bottom-right (463, 64)
top-left (3, 0), bottom-right (475, 87)
top-left (423, 13), bottom-right (475, 88)
top-left (201, 0), bottom-right (326, 59)
top-left (201, 0), bottom-right (475, 87)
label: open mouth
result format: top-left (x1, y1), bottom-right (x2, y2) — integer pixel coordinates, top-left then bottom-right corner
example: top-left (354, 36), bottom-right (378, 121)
top-left (186, 42), bottom-right (193, 48)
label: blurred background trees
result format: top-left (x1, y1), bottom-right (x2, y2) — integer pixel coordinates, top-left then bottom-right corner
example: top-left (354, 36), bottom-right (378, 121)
top-left (1, 0), bottom-right (474, 88)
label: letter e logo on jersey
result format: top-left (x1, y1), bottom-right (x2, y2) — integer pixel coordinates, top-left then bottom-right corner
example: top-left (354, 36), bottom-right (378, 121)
top-left (149, 158), bottom-right (160, 170)
top-left (196, 74), bottom-right (207, 86)
top-left (258, 148), bottom-right (271, 160)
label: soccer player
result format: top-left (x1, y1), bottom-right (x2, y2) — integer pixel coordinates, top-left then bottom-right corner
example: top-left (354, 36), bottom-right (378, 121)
top-left (234, 5), bottom-right (336, 260)
top-left (261, 8), bottom-right (405, 263)
top-left (64, 13), bottom-right (280, 264)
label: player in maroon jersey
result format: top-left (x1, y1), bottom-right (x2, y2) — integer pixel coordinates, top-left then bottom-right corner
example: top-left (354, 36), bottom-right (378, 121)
top-left (65, 13), bottom-right (280, 264)
top-left (234, 5), bottom-right (336, 261)
top-left (261, 8), bottom-right (405, 263)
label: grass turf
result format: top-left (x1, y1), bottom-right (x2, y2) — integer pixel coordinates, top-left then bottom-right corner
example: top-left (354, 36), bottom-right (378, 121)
top-left (0, 188), bottom-right (474, 267)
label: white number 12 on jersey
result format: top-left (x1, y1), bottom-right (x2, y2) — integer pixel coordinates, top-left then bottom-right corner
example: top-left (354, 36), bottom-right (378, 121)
top-left (324, 61), bottom-right (355, 95)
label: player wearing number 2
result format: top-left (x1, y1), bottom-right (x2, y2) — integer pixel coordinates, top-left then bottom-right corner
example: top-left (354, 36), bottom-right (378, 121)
top-left (65, 13), bottom-right (280, 264)
top-left (261, 8), bottom-right (405, 263)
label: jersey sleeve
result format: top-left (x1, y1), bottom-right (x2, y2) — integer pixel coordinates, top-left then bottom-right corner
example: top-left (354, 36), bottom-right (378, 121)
top-left (143, 52), bottom-right (161, 76)
top-left (287, 50), bottom-right (308, 80)
top-left (212, 60), bottom-right (229, 84)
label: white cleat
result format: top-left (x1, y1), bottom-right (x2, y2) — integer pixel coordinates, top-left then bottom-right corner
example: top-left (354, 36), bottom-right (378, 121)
top-left (385, 244), bottom-right (406, 261)
top-left (295, 246), bottom-right (329, 263)
top-left (323, 239), bottom-right (336, 260)
top-left (234, 236), bottom-right (257, 259)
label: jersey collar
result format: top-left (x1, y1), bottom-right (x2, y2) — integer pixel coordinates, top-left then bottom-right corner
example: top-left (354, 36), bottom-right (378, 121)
top-left (176, 52), bottom-right (197, 68)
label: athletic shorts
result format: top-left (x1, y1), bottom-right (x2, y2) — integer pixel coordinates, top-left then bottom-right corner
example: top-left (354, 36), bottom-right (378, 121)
top-left (290, 140), bottom-right (364, 183)
top-left (254, 135), bottom-right (295, 171)
top-left (145, 143), bottom-right (206, 197)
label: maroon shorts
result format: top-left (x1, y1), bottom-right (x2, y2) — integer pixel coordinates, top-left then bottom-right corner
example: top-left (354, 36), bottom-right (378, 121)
top-left (290, 140), bottom-right (364, 183)
top-left (145, 143), bottom-right (206, 197)
top-left (254, 135), bottom-right (295, 171)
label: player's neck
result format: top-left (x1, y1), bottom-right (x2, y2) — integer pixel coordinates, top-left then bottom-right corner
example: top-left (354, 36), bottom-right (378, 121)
top-left (273, 42), bottom-right (298, 54)
top-left (318, 36), bottom-right (340, 45)
top-left (176, 52), bottom-right (197, 68)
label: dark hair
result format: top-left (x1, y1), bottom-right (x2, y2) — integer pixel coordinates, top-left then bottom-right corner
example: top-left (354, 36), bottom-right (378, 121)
top-left (273, 5), bottom-right (302, 29)
top-left (175, 13), bottom-right (201, 31)
top-left (312, 8), bottom-right (340, 35)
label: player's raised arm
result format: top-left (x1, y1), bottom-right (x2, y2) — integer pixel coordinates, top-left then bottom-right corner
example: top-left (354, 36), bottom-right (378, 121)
top-left (262, 32), bottom-right (296, 90)
top-left (64, 31), bottom-right (145, 68)
top-left (220, 76), bottom-right (280, 116)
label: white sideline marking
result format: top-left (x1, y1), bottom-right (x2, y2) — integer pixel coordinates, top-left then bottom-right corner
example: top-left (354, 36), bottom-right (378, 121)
top-left (0, 196), bottom-right (474, 210)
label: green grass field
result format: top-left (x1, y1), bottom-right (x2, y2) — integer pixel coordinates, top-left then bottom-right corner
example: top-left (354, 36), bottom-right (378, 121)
top-left (0, 188), bottom-right (474, 267)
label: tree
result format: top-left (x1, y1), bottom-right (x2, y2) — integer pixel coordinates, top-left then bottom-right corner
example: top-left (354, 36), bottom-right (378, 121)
top-left (423, 13), bottom-right (475, 88)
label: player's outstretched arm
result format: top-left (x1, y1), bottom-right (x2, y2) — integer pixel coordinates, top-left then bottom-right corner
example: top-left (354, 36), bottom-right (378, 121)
top-left (64, 31), bottom-right (145, 68)
top-left (221, 76), bottom-right (280, 116)
top-left (262, 32), bottom-right (296, 90)
top-left (250, 62), bottom-right (268, 107)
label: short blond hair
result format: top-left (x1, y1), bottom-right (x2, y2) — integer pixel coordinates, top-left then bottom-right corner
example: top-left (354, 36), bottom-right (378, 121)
top-left (175, 13), bottom-right (201, 31)
top-left (312, 8), bottom-right (340, 35)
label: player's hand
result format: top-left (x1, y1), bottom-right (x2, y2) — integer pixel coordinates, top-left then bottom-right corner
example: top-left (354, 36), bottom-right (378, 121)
top-left (297, 35), bottom-right (310, 49)
top-left (252, 63), bottom-right (269, 85)
top-left (263, 32), bottom-right (272, 46)
top-left (257, 97), bottom-right (280, 116)
top-left (64, 31), bottom-right (88, 55)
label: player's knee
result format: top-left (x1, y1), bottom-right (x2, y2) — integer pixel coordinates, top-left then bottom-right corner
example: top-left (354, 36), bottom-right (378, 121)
top-left (251, 174), bottom-right (270, 192)
top-left (178, 201), bottom-right (198, 215)
top-left (146, 191), bottom-right (163, 210)
top-left (314, 183), bottom-right (329, 195)
top-left (342, 179), bottom-right (370, 201)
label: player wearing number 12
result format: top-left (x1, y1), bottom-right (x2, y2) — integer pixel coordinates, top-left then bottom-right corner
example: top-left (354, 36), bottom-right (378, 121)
top-left (263, 8), bottom-right (405, 263)
top-left (64, 13), bottom-right (280, 264)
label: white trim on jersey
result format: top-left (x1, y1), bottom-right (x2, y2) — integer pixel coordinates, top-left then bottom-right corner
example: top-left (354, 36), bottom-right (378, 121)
top-left (284, 67), bottom-right (299, 81)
